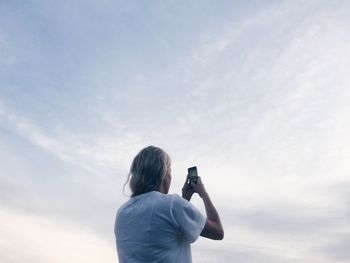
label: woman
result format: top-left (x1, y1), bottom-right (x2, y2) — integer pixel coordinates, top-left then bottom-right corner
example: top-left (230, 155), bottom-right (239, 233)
top-left (114, 146), bottom-right (224, 263)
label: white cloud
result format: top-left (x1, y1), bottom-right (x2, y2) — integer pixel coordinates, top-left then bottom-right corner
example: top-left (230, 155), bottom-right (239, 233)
top-left (0, 206), bottom-right (116, 263)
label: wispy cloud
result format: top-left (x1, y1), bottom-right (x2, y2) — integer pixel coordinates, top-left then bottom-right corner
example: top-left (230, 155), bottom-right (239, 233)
top-left (1, 0), bottom-right (350, 262)
top-left (172, 1), bottom-right (350, 261)
top-left (0, 102), bottom-right (145, 174)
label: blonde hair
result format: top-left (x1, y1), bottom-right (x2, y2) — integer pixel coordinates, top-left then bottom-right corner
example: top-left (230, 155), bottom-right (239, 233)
top-left (124, 146), bottom-right (171, 197)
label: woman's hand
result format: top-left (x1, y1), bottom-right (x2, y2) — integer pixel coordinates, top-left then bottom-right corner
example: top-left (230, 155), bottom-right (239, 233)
top-left (182, 176), bottom-right (195, 201)
top-left (190, 177), bottom-right (208, 199)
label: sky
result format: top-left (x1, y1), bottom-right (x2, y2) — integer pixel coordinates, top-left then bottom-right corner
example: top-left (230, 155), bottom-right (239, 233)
top-left (1, 0), bottom-right (350, 262)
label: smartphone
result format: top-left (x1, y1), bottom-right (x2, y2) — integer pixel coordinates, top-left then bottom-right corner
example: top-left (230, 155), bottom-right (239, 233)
top-left (187, 166), bottom-right (198, 186)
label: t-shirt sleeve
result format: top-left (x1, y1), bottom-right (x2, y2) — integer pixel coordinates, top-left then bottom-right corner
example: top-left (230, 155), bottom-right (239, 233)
top-left (171, 194), bottom-right (206, 243)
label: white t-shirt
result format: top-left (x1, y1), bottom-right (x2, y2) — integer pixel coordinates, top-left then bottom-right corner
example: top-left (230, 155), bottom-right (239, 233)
top-left (115, 191), bottom-right (206, 263)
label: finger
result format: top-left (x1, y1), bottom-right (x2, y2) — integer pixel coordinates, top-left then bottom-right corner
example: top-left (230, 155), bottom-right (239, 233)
top-left (190, 182), bottom-right (197, 189)
top-left (183, 175), bottom-right (189, 185)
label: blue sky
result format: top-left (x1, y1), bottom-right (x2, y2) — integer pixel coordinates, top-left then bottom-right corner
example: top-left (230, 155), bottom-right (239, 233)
top-left (1, 0), bottom-right (350, 262)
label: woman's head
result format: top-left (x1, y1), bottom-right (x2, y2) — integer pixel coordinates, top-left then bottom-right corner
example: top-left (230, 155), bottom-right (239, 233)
top-left (126, 146), bottom-right (171, 197)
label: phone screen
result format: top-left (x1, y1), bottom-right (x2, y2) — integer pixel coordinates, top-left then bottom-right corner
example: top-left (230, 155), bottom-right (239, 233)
top-left (187, 166), bottom-right (198, 185)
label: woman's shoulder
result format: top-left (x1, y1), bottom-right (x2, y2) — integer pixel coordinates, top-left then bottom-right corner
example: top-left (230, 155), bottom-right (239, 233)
top-left (153, 191), bottom-right (180, 202)
top-left (160, 193), bottom-right (193, 211)
top-left (150, 192), bottom-right (188, 210)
